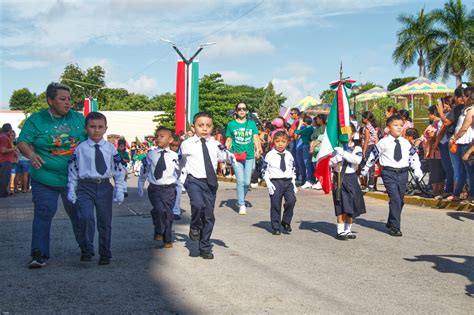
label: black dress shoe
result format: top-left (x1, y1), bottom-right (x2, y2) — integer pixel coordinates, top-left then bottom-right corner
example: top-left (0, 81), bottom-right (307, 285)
top-left (388, 227), bottom-right (403, 237)
top-left (98, 256), bottom-right (110, 265)
top-left (346, 233), bottom-right (357, 239)
top-left (189, 229), bottom-right (200, 241)
top-left (200, 252), bottom-right (214, 259)
top-left (336, 233), bottom-right (348, 240)
top-left (80, 254), bottom-right (92, 262)
top-left (272, 230), bottom-right (281, 235)
top-left (281, 223), bottom-right (292, 233)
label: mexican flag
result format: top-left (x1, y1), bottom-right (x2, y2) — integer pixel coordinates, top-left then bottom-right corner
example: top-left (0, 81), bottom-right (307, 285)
top-left (175, 60), bottom-right (199, 134)
top-left (83, 98), bottom-right (98, 117)
top-left (314, 79), bottom-right (355, 193)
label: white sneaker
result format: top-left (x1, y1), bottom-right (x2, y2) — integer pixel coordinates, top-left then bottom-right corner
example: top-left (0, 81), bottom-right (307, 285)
top-left (301, 181), bottom-right (313, 189)
top-left (250, 183), bottom-right (258, 188)
top-left (312, 182), bottom-right (322, 190)
top-left (239, 205), bottom-right (247, 215)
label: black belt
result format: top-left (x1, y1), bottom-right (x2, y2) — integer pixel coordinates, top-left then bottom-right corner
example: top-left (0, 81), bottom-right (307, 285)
top-left (149, 183), bottom-right (176, 189)
top-left (271, 178), bottom-right (292, 181)
top-left (188, 174), bottom-right (208, 182)
top-left (79, 178), bottom-right (110, 184)
top-left (383, 166), bottom-right (410, 173)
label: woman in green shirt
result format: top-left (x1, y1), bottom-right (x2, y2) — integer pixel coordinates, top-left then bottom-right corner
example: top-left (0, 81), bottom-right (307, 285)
top-left (17, 82), bottom-right (86, 268)
top-left (225, 102), bottom-right (262, 215)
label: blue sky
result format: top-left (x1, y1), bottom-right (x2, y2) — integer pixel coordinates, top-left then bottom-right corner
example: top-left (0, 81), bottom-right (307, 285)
top-left (0, 0), bottom-right (461, 109)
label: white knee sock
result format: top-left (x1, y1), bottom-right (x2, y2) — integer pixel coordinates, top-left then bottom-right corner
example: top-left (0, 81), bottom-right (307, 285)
top-left (337, 223), bottom-right (345, 234)
top-left (344, 223), bottom-right (352, 234)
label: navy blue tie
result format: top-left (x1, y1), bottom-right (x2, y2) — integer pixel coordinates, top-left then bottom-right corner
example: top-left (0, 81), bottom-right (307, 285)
top-left (154, 150), bottom-right (166, 180)
top-left (394, 139), bottom-right (402, 162)
top-left (94, 144), bottom-right (107, 175)
top-left (278, 153), bottom-right (286, 172)
top-left (201, 138), bottom-right (217, 187)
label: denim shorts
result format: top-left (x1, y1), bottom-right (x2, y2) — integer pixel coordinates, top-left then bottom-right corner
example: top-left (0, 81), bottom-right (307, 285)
top-left (16, 160), bottom-right (31, 173)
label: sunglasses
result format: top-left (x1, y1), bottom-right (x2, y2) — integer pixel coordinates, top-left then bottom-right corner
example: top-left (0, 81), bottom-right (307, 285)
top-left (236, 107), bottom-right (247, 111)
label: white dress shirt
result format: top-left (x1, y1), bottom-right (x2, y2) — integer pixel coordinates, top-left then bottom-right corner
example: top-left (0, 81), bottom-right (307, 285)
top-left (68, 138), bottom-right (126, 191)
top-left (180, 135), bottom-right (232, 179)
top-left (138, 147), bottom-right (179, 186)
top-left (362, 135), bottom-right (422, 176)
top-left (262, 149), bottom-right (296, 180)
top-left (329, 145), bottom-right (363, 174)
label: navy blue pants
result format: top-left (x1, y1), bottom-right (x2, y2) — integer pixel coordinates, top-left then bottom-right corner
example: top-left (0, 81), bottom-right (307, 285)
top-left (269, 179), bottom-right (296, 231)
top-left (77, 179), bottom-right (113, 258)
top-left (0, 161), bottom-right (12, 197)
top-left (381, 169), bottom-right (408, 230)
top-left (185, 176), bottom-right (217, 253)
top-left (148, 183), bottom-right (176, 243)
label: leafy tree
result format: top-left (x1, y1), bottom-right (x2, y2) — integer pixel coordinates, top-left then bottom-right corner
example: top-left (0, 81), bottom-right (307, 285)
top-left (372, 97), bottom-right (398, 127)
top-left (60, 63), bottom-right (106, 106)
top-left (9, 88), bottom-right (34, 110)
top-left (429, 0), bottom-right (474, 86)
top-left (257, 81), bottom-right (280, 121)
top-left (393, 8), bottom-right (440, 77)
top-left (387, 76), bottom-right (418, 91)
top-left (320, 89), bottom-right (336, 104)
top-left (152, 93), bottom-right (176, 130)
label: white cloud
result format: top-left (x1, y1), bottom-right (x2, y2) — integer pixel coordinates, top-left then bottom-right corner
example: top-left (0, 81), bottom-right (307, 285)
top-left (5, 60), bottom-right (49, 70)
top-left (220, 70), bottom-right (252, 85)
top-left (204, 35), bottom-right (274, 58)
top-left (108, 76), bottom-right (158, 96)
top-left (273, 77), bottom-right (318, 108)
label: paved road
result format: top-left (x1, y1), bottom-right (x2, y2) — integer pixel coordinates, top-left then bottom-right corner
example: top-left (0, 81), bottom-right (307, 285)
top-left (0, 177), bottom-right (472, 313)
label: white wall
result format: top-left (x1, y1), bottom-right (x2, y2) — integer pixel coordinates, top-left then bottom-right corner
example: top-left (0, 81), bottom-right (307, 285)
top-left (1, 110), bottom-right (165, 141)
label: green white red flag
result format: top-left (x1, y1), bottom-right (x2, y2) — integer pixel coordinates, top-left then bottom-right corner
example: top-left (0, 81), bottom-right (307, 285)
top-left (314, 78), bottom-right (356, 193)
top-left (83, 98), bottom-right (98, 117)
top-left (175, 60), bottom-right (199, 134)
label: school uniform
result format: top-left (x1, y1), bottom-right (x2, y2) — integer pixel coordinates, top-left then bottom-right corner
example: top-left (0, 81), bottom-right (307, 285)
top-left (329, 145), bottom-right (366, 218)
top-left (262, 148), bottom-right (297, 233)
top-left (362, 135), bottom-right (422, 233)
top-left (138, 147), bottom-right (179, 244)
top-left (68, 139), bottom-right (126, 259)
top-left (180, 135), bottom-right (233, 257)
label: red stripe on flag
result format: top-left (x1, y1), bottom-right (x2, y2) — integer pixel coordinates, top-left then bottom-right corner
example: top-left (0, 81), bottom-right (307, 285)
top-left (83, 98), bottom-right (91, 117)
top-left (314, 155), bottom-right (332, 194)
top-left (337, 85), bottom-right (346, 130)
top-left (175, 61), bottom-right (186, 134)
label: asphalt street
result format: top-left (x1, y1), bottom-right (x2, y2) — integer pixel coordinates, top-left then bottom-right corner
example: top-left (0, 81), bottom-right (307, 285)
top-left (0, 177), bottom-right (472, 313)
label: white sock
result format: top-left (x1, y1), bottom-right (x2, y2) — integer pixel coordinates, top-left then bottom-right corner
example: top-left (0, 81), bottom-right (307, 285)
top-left (344, 223), bottom-right (352, 234)
top-left (337, 223), bottom-right (345, 234)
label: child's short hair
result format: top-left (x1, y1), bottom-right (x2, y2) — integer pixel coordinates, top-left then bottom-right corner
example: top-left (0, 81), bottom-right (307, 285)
top-left (85, 112), bottom-right (107, 126)
top-left (303, 115), bottom-right (312, 125)
top-left (405, 128), bottom-right (419, 139)
top-left (156, 126), bottom-right (173, 136)
top-left (172, 134), bottom-right (181, 142)
top-left (193, 112), bottom-right (213, 124)
top-left (428, 105), bottom-right (439, 117)
top-left (273, 131), bottom-right (289, 141)
top-left (386, 114), bottom-right (402, 126)
top-left (117, 139), bottom-right (126, 146)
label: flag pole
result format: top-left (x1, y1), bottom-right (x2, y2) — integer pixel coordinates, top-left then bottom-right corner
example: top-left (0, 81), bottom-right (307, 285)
top-left (336, 62), bottom-right (343, 202)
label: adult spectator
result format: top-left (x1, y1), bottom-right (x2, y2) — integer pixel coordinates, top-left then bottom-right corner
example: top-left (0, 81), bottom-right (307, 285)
top-left (310, 114), bottom-right (327, 189)
top-left (295, 115), bottom-right (315, 189)
top-left (361, 111), bottom-right (379, 191)
top-left (225, 102), bottom-right (262, 215)
top-left (0, 123), bottom-right (15, 197)
top-left (17, 82), bottom-right (86, 268)
top-left (423, 105), bottom-right (445, 196)
top-left (287, 108), bottom-right (301, 183)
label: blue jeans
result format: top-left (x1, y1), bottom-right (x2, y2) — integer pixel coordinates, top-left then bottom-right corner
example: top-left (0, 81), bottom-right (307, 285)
top-left (289, 140), bottom-right (300, 180)
top-left (173, 181), bottom-right (182, 216)
top-left (451, 146), bottom-right (466, 197)
top-left (295, 140), bottom-right (305, 182)
top-left (457, 143), bottom-right (474, 198)
top-left (302, 143), bottom-right (315, 183)
top-left (232, 158), bottom-right (255, 206)
top-left (31, 179), bottom-right (82, 258)
top-left (439, 142), bottom-right (454, 193)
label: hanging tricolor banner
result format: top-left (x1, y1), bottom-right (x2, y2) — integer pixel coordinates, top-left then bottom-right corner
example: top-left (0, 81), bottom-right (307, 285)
top-left (314, 78), bottom-right (356, 193)
top-left (175, 60), bottom-right (199, 134)
top-left (83, 98), bottom-right (98, 117)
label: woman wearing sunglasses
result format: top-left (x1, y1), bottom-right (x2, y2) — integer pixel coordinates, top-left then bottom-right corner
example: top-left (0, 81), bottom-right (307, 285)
top-left (225, 102), bottom-right (262, 215)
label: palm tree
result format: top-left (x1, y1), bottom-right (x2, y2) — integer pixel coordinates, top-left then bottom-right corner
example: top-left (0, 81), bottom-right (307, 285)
top-left (429, 0), bottom-right (474, 87)
top-left (393, 8), bottom-right (441, 77)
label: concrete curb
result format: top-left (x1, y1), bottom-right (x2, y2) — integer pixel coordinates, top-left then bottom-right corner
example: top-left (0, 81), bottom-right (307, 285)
top-left (217, 176), bottom-right (474, 212)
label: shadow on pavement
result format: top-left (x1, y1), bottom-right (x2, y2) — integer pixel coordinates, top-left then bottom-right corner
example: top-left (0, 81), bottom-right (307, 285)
top-left (446, 212), bottom-right (474, 222)
top-left (404, 254), bottom-right (474, 297)
top-left (252, 221), bottom-right (272, 233)
top-left (298, 221), bottom-right (335, 238)
top-left (354, 218), bottom-right (388, 234)
top-left (174, 233), bottom-right (229, 257)
top-left (218, 198), bottom-right (253, 213)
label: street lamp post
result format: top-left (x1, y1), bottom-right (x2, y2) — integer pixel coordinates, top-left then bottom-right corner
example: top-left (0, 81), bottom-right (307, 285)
top-left (161, 39), bottom-right (215, 132)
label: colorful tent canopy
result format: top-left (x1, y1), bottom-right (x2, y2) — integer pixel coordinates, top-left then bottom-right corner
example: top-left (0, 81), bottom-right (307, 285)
top-left (280, 95), bottom-right (320, 118)
top-left (389, 77), bottom-right (453, 96)
top-left (355, 87), bottom-right (388, 102)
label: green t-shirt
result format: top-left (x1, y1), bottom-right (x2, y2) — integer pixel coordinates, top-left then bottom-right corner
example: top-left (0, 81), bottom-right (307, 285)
top-left (118, 150), bottom-right (130, 165)
top-left (17, 109), bottom-right (86, 187)
top-left (225, 119), bottom-right (259, 160)
top-left (295, 125), bottom-right (315, 144)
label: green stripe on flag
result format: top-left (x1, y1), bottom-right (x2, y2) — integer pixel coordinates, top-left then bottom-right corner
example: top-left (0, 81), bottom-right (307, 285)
top-left (91, 99), bottom-right (98, 112)
top-left (189, 61), bottom-right (199, 122)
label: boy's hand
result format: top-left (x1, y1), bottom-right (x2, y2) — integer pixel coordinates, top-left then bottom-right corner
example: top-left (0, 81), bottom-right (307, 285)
top-left (137, 183), bottom-right (144, 197)
top-left (265, 180), bottom-right (276, 195)
top-left (114, 189), bottom-right (124, 205)
top-left (67, 190), bottom-right (77, 204)
top-left (334, 147), bottom-right (344, 156)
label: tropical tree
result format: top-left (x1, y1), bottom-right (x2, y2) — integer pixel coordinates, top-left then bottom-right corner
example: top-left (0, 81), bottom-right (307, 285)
top-left (429, 0), bottom-right (474, 86)
top-left (387, 76), bottom-right (418, 91)
top-left (319, 89), bottom-right (336, 104)
top-left (9, 88), bottom-right (34, 110)
top-left (256, 81), bottom-right (280, 121)
top-left (393, 8), bottom-right (441, 77)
